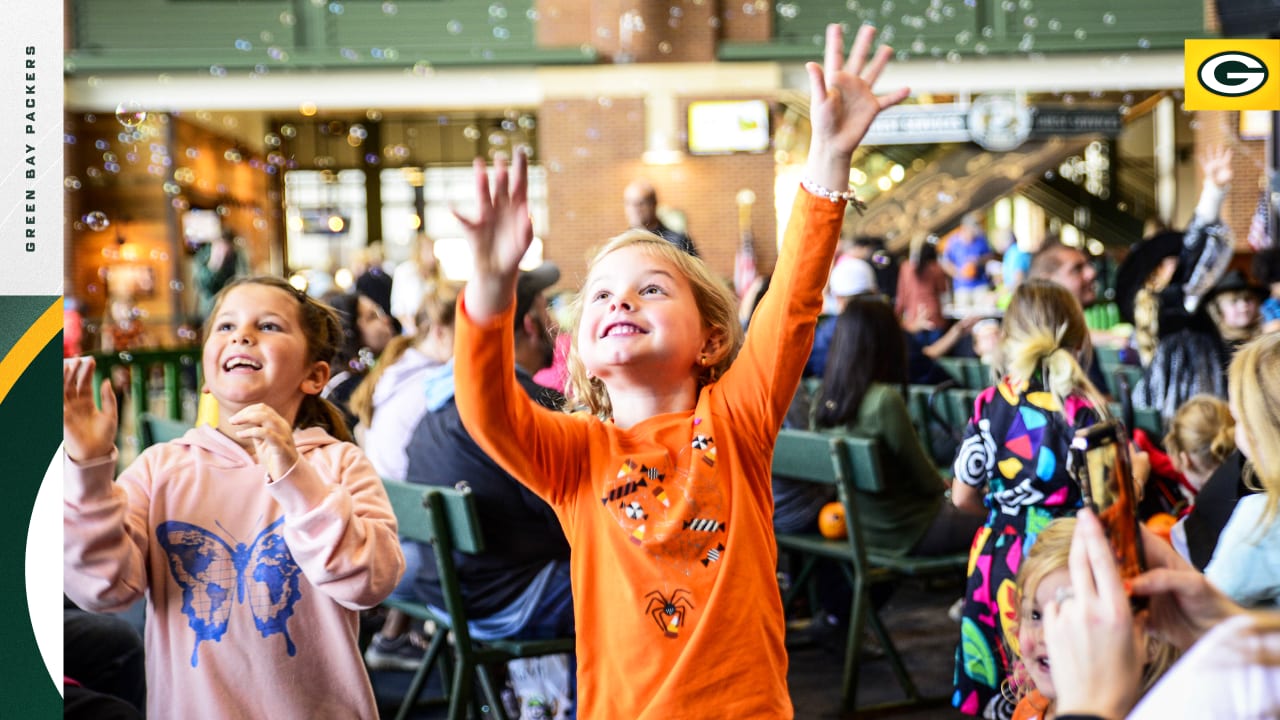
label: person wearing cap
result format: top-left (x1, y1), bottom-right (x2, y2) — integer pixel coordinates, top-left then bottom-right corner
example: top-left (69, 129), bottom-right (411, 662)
top-left (805, 257), bottom-right (879, 377)
top-left (1116, 148), bottom-right (1239, 364)
top-left (1135, 269), bottom-right (1266, 426)
top-left (623, 179), bottom-right (699, 257)
top-left (366, 262), bottom-right (574, 672)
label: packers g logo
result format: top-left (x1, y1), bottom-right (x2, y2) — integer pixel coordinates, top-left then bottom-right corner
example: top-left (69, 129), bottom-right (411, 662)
top-left (1185, 40), bottom-right (1280, 110)
top-left (1198, 51), bottom-right (1268, 97)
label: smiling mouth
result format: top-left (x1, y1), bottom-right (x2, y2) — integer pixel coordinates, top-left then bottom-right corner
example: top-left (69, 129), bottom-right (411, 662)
top-left (223, 356), bottom-right (262, 371)
top-left (601, 322), bottom-right (646, 338)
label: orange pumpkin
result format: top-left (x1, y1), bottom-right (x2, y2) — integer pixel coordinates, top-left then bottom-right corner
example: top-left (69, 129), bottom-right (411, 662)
top-left (1144, 512), bottom-right (1178, 545)
top-left (818, 502), bottom-right (847, 539)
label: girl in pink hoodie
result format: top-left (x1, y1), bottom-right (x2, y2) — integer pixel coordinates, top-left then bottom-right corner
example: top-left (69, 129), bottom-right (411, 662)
top-left (64, 276), bottom-right (404, 719)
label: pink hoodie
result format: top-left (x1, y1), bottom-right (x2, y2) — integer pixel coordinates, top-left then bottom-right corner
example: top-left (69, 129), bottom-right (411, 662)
top-left (64, 425), bottom-right (404, 719)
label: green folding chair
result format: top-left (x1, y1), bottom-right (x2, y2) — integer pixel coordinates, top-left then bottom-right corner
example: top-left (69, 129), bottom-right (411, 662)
top-left (381, 480), bottom-right (575, 720)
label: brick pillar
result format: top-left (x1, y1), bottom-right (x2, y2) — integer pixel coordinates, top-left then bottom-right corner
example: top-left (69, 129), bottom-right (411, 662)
top-left (535, 0), bottom-right (719, 63)
top-left (1192, 110), bottom-right (1266, 252)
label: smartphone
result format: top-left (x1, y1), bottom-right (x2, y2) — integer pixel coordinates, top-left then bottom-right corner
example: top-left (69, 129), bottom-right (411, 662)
top-left (1069, 421), bottom-right (1147, 601)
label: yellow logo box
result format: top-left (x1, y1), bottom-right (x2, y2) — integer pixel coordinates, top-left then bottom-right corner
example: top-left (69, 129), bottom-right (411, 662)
top-left (1185, 39), bottom-right (1280, 110)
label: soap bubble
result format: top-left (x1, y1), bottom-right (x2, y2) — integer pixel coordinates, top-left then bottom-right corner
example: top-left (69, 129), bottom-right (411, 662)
top-left (115, 101), bottom-right (146, 129)
top-left (83, 211), bottom-right (110, 232)
top-left (447, 20), bottom-right (463, 34)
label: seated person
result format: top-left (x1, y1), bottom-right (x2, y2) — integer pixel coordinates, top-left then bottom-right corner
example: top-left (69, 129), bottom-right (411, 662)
top-left (804, 257), bottom-right (878, 378)
top-left (781, 296), bottom-right (982, 557)
top-left (367, 265), bottom-right (574, 662)
top-left (1162, 395), bottom-right (1237, 558)
top-left (1203, 334), bottom-right (1280, 606)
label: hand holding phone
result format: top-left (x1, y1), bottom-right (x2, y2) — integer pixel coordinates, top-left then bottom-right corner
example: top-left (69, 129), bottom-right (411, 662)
top-left (1069, 421), bottom-right (1147, 597)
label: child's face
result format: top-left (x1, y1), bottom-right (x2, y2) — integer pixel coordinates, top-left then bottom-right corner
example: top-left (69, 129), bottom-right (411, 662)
top-left (203, 284), bottom-right (327, 423)
top-left (1018, 567), bottom-right (1070, 700)
top-left (578, 245), bottom-right (707, 385)
top-left (1216, 291), bottom-right (1259, 330)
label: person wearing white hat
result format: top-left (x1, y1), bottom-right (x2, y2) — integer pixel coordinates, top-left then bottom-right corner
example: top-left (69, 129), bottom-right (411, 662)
top-left (806, 258), bottom-right (879, 377)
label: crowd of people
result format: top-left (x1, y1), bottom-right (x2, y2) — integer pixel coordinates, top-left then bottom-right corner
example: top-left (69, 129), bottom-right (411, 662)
top-left (61, 21), bottom-right (1280, 720)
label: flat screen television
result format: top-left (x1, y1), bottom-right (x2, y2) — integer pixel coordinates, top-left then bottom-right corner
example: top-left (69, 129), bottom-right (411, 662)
top-left (687, 100), bottom-right (771, 155)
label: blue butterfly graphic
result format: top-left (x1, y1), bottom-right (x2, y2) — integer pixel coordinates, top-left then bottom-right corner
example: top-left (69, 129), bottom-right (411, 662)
top-left (156, 516), bottom-right (303, 667)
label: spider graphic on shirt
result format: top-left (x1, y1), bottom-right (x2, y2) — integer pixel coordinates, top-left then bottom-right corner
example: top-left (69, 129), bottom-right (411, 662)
top-left (645, 588), bottom-right (694, 639)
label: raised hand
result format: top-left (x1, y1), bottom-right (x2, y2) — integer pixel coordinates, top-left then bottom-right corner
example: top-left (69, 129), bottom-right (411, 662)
top-left (229, 403), bottom-right (300, 481)
top-left (1200, 146), bottom-right (1234, 187)
top-left (456, 150), bottom-right (535, 322)
top-left (1128, 523), bottom-right (1245, 650)
top-left (1042, 509), bottom-right (1144, 718)
top-left (805, 23), bottom-right (911, 190)
top-left (63, 356), bottom-right (118, 462)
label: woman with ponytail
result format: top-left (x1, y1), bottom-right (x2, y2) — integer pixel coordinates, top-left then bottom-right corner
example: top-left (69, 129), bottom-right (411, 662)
top-left (951, 279), bottom-right (1109, 719)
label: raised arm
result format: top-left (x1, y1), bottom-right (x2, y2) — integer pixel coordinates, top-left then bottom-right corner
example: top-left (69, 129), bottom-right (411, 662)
top-left (804, 24), bottom-right (910, 195)
top-left (453, 151), bottom-right (586, 504)
top-left (724, 24), bottom-right (909, 431)
top-left (63, 357), bottom-right (152, 611)
top-left (459, 150), bottom-right (534, 323)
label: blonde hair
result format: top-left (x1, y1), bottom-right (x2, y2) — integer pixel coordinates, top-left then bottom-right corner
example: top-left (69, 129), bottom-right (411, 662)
top-left (996, 279), bottom-right (1109, 416)
top-left (1228, 333), bottom-right (1280, 524)
top-left (563, 230), bottom-right (743, 418)
top-left (349, 289), bottom-right (457, 428)
top-left (1164, 394), bottom-right (1236, 477)
top-left (1132, 287), bottom-right (1160, 367)
top-left (1009, 519), bottom-right (1179, 703)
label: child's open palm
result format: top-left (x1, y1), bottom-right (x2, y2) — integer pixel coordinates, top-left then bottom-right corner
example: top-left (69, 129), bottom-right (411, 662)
top-left (456, 150), bottom-right (534, 320)
top-left (1199, 145), bottom-right (1233, 187)
top-left (63, 357), bottom-right (117, 462)
top-left (806, 24), bottom-right (910, 163)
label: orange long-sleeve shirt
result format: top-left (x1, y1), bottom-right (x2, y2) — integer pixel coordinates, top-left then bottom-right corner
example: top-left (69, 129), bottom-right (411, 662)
top-left (454, 190), bottom-right (844, 719)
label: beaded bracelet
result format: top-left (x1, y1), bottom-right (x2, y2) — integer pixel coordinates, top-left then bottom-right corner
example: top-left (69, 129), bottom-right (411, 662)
top-left (801, 177), bottom-right (868, 216)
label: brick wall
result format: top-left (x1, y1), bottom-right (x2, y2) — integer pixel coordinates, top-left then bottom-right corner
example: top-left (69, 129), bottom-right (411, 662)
top-left (1192, 110), bottom-right (1266, 259)
top-left (538, 96), bottom-right (778, 289)
top-left (533, 0), bottom-right (592, 48)
top-left (720, 0), bottom-right (773, 42)
top-left (535, 0), bottom-right (738, 62)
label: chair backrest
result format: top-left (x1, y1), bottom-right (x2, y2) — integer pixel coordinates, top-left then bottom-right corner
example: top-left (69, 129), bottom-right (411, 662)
top-left (382, 480), bottom-right (486, 651)
top-left (773, 430), bottom-right (870, 560)
top-left (772, 429), bottom-right (841, 487)
top-left (943, 386), bottom-right (981, 427)
top-left (842, 435), bottom-right (886, 494)
top-left (382, 480), bottom-right (485, 554)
